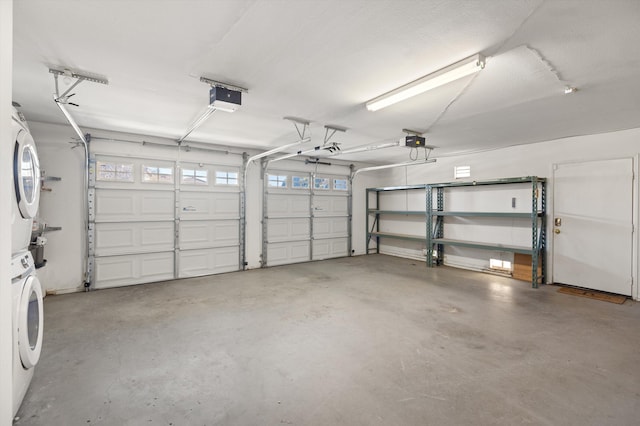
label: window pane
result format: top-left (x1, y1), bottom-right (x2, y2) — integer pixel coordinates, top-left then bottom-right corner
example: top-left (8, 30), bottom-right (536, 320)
top-left (97, 161), bottom-right (134, 182)
top-left (314, 177), bottom-right (330, 189)
top-left (118, 164), bottom-right (133, 173)
top-left (268, 174), bottom-right (287, 187)
top-left (292, 176), bottom-right (309, 189)
top-left (333, 178), bottom-right (348, 191)
top-left (216, 170), bottom-right (238, 185)
top-left (98, 162), bottom-right (115, 172)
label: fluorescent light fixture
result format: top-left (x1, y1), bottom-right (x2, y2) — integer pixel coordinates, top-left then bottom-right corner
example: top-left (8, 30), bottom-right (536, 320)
top-left (365, 54), bottom-right (485, 111)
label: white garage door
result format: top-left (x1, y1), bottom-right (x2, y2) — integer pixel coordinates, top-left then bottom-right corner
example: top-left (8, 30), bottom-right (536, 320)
top-left (263, 170), bottom-right (350, 266)
top-left (91, 155), bottom-right (241, 289)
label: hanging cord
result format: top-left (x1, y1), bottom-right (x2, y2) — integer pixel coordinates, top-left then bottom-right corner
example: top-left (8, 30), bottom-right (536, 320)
top-left (409, 147), bottom-right (418, 161)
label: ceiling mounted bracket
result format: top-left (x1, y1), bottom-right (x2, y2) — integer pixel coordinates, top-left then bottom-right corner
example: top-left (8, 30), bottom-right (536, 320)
top-left (284, 116), bottom-right (311, 140)
top-left (49, 67), bottom-right (108, 105)
top-left (323, 124), bottom-right (347, 146)
top-left (200, 77), bottom-right (248, 93)
top-left (402, 128), bottom-right (424, 137)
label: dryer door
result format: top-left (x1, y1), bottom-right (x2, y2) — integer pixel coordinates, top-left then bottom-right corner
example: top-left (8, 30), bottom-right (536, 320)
top-left (14, 129), bottom-right (41, 219)
top-left (18, 274), bottom-right (44, 369)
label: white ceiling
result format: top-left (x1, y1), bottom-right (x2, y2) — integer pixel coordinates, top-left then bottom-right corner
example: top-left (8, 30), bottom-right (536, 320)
top-left (12, 0), bottom-right (640, 163)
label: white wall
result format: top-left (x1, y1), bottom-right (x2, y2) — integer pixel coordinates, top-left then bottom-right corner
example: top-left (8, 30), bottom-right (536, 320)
top-left (376, 128), bottom-right (640, 300)
top-left (0, 1), bottom-right (13, 423)
top-left (30, 121), bottom-right (376, 292)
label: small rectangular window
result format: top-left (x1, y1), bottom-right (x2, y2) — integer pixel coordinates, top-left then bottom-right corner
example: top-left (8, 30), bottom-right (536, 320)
top-left (454, 166), bottom-right (471, 179)
top-left (143, 165), bottom-right (174, 183)
top-left (96, 161), bottom-right (134, 182)
top-left (292, 176), bottom-right (309, 189)
top-left (333, 178), bottom-right (348, 191)
top-left (267, 174), bottom-right (287, 188)
top-left (314, 177), bottom-right (330, 190)
top-left (182, 169), bottom-right (208, 185)
top-left (215, 171), bottom-right (239, 185)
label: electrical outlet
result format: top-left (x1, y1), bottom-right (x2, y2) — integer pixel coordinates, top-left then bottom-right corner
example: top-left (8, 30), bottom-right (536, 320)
top-left (422, 248), bottom-right (428, 256)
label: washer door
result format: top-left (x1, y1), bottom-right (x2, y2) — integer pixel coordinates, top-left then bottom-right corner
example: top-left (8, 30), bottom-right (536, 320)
top-left (14, 129), bottom-right (41, 219)
top-left (18, 274), bottom-right (44, 369)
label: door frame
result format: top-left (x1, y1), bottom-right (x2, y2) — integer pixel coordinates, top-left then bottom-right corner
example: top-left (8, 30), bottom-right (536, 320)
top-left (550, 155), bottom-right (638, 300)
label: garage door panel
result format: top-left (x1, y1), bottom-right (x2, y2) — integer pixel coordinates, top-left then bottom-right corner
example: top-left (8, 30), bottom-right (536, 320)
top-left (178, 247), bottom-right (239, 278)
top-left (94, 252), bottom-right (174, 289)
top-left (267, 241), bottom-right (311, 266)
top-left (267, 194), bottom-right (310, 218)
top-left (313, 217), bottom-right (348, 239)
top-left (95, 222), bottom-right (174, 256)
top-left (312, 238), bottom-right (348, 260)
top-left (313, 195), bottom-right (348, 216)
top-left (179, 220), bottom-right (239, 249)
top-left (180, 192), bottom-right (239, 220)
top-left (96, 189), bottom-right (174, 222)
top-left (267, 218), bottom-right (310, 242)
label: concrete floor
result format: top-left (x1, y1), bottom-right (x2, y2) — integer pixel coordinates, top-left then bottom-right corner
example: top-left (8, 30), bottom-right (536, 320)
top-left (15, 254), bottom-right (640, 425)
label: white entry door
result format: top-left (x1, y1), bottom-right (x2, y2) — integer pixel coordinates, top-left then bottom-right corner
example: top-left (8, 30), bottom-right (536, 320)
top-left (553, 158), bottom-right (634, 296)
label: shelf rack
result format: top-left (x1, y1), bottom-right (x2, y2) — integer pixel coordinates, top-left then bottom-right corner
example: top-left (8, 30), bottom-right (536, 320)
top-left (366, 184), bottom-right (428, 252)
top-left (366, 176), bottom-right (546, 288)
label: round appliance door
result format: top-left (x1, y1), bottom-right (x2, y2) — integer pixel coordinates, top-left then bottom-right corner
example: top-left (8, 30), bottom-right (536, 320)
top-left (14, 129), bottom-right (41, 219)
top-left (18, 274), bottom-right (44, 369)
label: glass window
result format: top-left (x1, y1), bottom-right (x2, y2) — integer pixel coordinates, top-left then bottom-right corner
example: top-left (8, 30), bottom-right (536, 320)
top-left (143, 165), bottom-right (174, 183)
top-left (314, 177), bottom-right (330, 190)
top-left (182, 169), bottom-right (208, 185)
top-left (292, 176), bottom-right (309, 189)
top-left (333, 178), bottom-right (348, 191)
top-left (96, 161), bottom-right (134, 182)
top-left (21, 147), bottom-right (36, 202)
top-left (216, 171), bottom-right (239, 185)
top-left (267, 174), bottom-right (287, 188)
top-left (27, 289), bottom-right (40, 349)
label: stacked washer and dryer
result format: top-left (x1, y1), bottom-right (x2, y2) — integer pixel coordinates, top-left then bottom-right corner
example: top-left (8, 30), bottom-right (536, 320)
top-left (10, 106), bottom-right (44, 417)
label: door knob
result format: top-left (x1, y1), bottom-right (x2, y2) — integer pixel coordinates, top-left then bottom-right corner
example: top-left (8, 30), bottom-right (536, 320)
top-left (554, 228), bottom-right (561, 234)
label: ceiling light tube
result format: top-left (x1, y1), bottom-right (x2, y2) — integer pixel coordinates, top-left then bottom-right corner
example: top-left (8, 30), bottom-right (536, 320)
top-left (353, 159), bottom-right (436, 178)
top-left (365, 54), bottom-right (485, 111)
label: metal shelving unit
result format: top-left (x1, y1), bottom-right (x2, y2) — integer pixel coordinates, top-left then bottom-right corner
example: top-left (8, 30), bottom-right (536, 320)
top-left (366, 185), bottom-right (427, 253)
top-left (366, 177), bottom-right (546, 288)
top-left (427, 176), bottom-right (546, 287)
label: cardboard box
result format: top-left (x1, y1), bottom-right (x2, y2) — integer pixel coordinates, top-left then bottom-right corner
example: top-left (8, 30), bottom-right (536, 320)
top-left (513, 253), bottom-right (542, 283)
